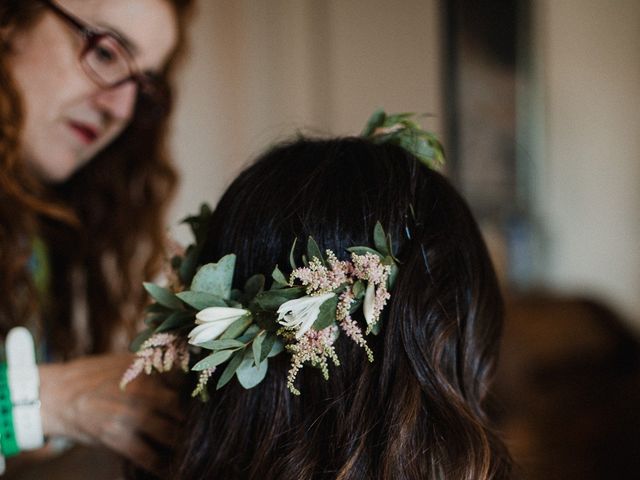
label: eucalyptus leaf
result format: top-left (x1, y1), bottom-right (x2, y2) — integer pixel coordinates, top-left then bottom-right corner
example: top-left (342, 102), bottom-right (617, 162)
top-left (176, 291), bottom-right (227, 310)
top-left (349, 297), bottom-right (363, 314)
top-left (145, 303), bottom-right (171, 314)
top-left (197, 338), bottom-right (245, 351)
top-left (129, 328), bottom-right (154, 352)
top-left (236, 324), bottom-right (260, 343)
top-left (254, 287), bottom-right (304, 311)
top-left (267, 338), bottom-right (284, 358)
top-left (193, 349), bottom-right (235, 371)
top-left (361, 108), bottom-right (386, 137)
top-left (306, 237), bottom-right (324, 265)
top-left (236, 355), bottom-right (268, 389)
top-left (216, 349), bottom-right (244, 389)
top-left (190, 255), bottom-right (236, 299)
top-left (155, 311), bottom-right (194, 333)
top-left (143, 283), bottom-right (183, 310)
top-left (289, 238), bottom-right (298, 270)
top-left (242, 275), bottom-right (265, 302)
top-left (178, 247), bottom-right (201, 286)
top-left (369, 320), bottom-right (382, 336)
top-left (219, 315), bottom-right (253, 340)
top-left (352, 280), bottom-right (365, 299)
top-left (144, 311), bottom-right (168, 327)
top-left (271, 266), bottom-right (288, 287)
top-left (387, 263), bottom-right (399, 289)
top-left (252, 331), bottom-right (265, 366)
top-left (311, 294), bottom-right (338, 331)
top-left (373, 222), bottom-right (390, 257)
top-left (260, 332), bottom-right (277, 363)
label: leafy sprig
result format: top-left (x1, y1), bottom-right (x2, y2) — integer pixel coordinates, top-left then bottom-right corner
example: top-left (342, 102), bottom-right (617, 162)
top-left (361, 109), bottom-right (445, 169)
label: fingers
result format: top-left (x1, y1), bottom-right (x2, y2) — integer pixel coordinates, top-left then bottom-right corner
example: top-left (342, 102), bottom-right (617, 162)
top-left (100, 417), bottom-right (170, 477)
top-left (123, 378), bottom-right (185, 422)
top-left (91, 397), bottom-right (181, 476)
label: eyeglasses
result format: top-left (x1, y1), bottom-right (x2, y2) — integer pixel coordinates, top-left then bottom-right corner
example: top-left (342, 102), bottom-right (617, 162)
top-left (38, 0), bottom-right (164, 101)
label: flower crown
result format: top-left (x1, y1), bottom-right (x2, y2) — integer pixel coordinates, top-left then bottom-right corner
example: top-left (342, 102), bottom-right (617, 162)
top-left (122, 110), bottom-right (443, 397)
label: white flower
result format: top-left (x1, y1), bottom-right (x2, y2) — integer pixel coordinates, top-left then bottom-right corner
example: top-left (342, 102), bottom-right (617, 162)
top-left (188, 307), bottom-right (249, 345)
top-left (277, 292), bottom-right (335, 339)
top-left (362, 281), bottom-right (376, 325)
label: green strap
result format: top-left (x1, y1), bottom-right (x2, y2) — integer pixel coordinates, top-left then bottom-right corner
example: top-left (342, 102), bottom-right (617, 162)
top-left (0, 364), bottom-right (19, 457)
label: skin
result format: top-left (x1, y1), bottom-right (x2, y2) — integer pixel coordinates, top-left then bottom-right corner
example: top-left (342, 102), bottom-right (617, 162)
top-left (6, 0), bottom-right (178, 182)
top-left (3, 0), bottom-right (182, 475)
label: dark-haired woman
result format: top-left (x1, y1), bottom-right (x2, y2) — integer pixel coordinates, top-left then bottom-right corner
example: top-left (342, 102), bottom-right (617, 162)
top-left (0, 0), bottom-right (192, 475)
top-left (170, 137), bottom-right (512, 479)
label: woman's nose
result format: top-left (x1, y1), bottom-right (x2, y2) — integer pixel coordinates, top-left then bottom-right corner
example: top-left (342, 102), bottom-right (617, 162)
top-left (92, 81), bottom-right (138, 121)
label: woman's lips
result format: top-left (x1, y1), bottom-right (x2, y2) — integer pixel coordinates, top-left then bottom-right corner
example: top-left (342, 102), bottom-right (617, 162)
top-left (67, 121), bottom-right (99, 145)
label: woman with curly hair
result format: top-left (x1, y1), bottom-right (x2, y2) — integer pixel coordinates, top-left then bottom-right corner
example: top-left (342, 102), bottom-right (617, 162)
top-left (0, 0), bottom-right (193, 474)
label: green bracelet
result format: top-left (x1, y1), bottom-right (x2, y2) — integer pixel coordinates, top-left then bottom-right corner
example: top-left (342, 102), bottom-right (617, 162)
top-left (0, 364), bottom-right (19, 457)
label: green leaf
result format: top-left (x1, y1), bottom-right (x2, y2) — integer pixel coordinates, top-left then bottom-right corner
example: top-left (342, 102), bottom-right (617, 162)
top-left (219, 315), bottom-right (253, 339)
top-left (312, 294), bottom-right (338, 331)
top-left (306, 237), bottom-right (324, 265)
top-left (145, 303), bottom-right (171, 314)
top-left (252, 331), bottom-right (265, 365)
top-left (129, 328), bottom-right (154, 352)
top-left (361, 108), bottom-right (386, 137)
top-left (349, 297), bottom-right (363, 314)
top-left (190, 255), bottom-right (236, 299)
top-left (236, 353), bottom-right (268, 389)
top-left (143, 283), bottom-right (183, 310)
top-left (197, 338), bottom-right (245, 351)
top-left (267, 338), bottom-right (284, 358)
top-left (271, 266), bottom-right (288, 287)
top-left (236, 324), bottom-right (260, 343)
top-left (352, 280), bottom-right (365, 299)
top-left (193, 349), bottom-right (235, 371)
top-left (369, 320), bottom-right (382, 335)
top-left (178, 246), bottom-right (201, 286)
top-left (254, 287), bottom-right (304, 311)
top-left (176, 291), bottom-right (227, 310)
top-left (260, 332), bottom-right (277, 363)
top-left (347, 246), bottom-right (384, 259)
top-left (243, 274), bottom-right (265, 301)
top-left (216, 349), bottom-right (244, 389)
top-left (387, 262), bottom-right (399, 289)
top-left (373, 222), bottom-right (390, 256)
top-left (155, 311), bottom-right (194, 333)
top-left (144, 311), bottom-right (168, 327)
top-left (289, 237), bottom-right (298, 270)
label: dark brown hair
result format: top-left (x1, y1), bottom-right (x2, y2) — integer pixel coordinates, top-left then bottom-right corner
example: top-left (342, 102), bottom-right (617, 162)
top-left (0, 0), bottom-right (194, 356)
top-left (172, 138), bottom-right (512, 479)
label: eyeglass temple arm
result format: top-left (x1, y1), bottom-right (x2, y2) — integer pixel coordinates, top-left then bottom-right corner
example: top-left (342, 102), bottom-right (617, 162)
top-left (36, 0), bottom-right (91, 37)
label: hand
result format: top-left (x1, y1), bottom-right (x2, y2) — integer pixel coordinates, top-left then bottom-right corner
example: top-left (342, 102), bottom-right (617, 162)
top-left (39, 353), bottom-right (184, 476)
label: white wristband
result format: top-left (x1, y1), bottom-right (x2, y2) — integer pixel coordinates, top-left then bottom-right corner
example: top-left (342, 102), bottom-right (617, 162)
top-left (6, 327), bottom-right (44, 451)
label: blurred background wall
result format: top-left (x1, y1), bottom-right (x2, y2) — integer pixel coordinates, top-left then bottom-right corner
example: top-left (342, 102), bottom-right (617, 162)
top-left (169, 0), bottom-right (640, 333)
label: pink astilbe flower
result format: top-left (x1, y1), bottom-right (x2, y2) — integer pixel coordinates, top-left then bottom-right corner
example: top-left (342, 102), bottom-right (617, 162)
top-left (120, 333), bottom-right (190, 389)
top-left (285, 325), bottom-right (340, 395)
top-left (290, 250), bottom-right (351, 295)
top-left (191, 367), bottom-right (216, 399)
top-left (351, 253), bottom-right (391, 332)
top-left (336, 290), bottom-right (373, 361)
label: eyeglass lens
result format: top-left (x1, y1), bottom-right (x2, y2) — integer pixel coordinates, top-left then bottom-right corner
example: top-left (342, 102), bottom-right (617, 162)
top-left (83, 35), bottom-right (134, 88)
